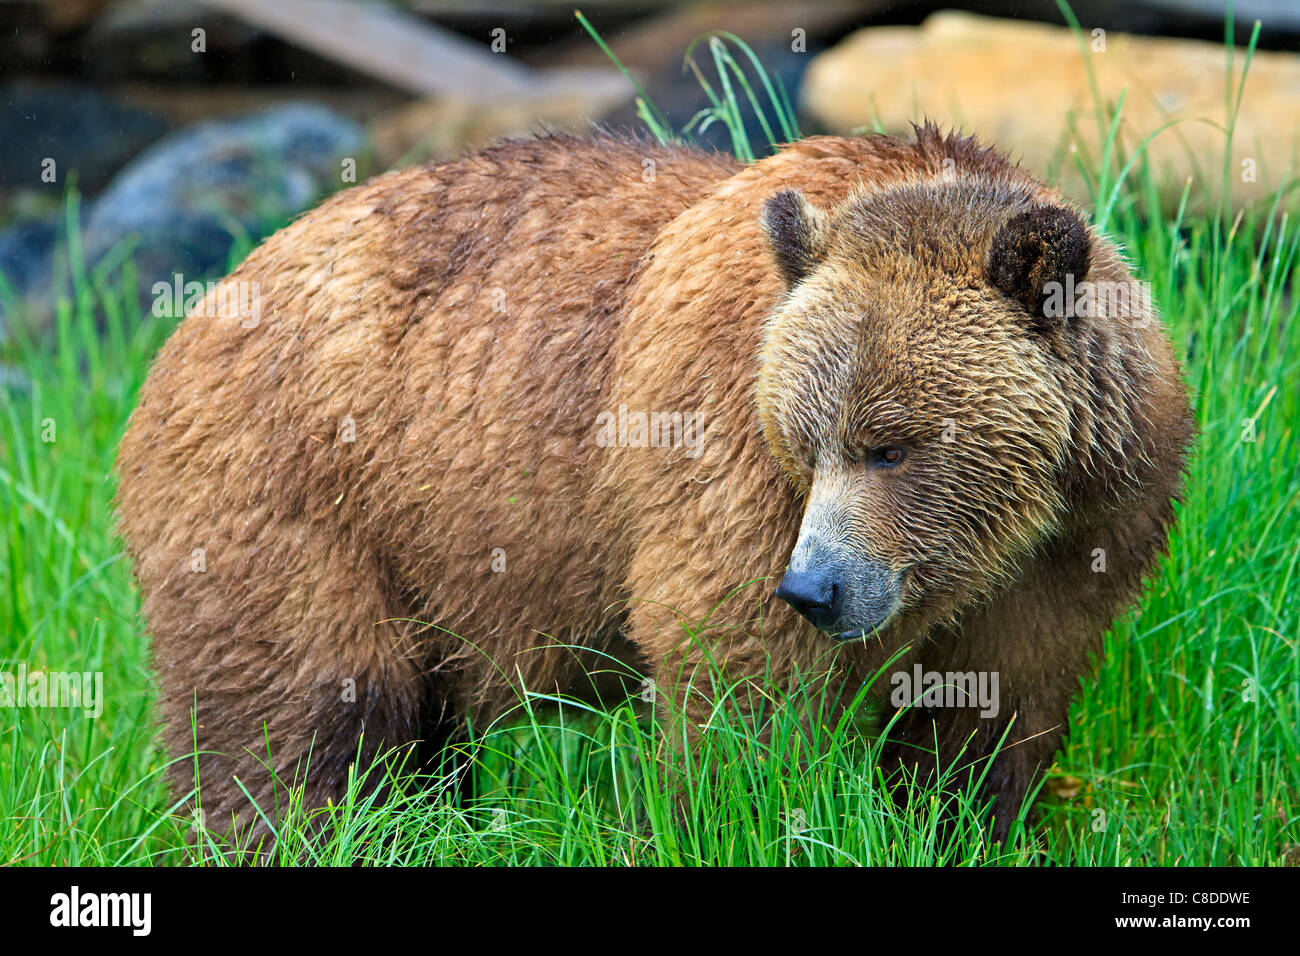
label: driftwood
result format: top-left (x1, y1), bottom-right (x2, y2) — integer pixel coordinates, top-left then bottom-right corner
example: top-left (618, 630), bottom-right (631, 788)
top-left (199, 0), bottom-right (629, 101)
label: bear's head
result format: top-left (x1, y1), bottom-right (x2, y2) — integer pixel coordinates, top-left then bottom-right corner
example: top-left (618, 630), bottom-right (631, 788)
top-left (756, 180), bottom-right (1096, 641)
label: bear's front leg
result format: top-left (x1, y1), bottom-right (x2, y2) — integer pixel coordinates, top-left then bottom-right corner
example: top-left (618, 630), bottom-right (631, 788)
top-left (620, 523), bottom-right (892, 835)
top-left (878, 607), bottom-right (1104, 846)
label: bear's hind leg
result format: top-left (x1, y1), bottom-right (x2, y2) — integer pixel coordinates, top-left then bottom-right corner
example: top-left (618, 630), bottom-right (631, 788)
top-left (150, 527), bottom-right (433, 849)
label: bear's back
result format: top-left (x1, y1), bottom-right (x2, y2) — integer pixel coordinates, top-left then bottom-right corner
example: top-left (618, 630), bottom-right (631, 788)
top-left (114, 134), bottom-right (740, 697)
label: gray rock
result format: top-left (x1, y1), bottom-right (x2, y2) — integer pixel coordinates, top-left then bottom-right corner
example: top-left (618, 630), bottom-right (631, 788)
top-left (82, 102), bottom-right (365, 303)
top-left (1, 102), bottom-right (366, 336)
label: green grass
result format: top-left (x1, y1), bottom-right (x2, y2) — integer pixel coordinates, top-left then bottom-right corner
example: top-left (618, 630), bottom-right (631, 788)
top-left (2, 10), bottom-right (1298, 865)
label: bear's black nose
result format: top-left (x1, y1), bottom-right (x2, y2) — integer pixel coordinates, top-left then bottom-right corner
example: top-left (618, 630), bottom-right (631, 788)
top-left (775, 569), bottom-right (842, 631)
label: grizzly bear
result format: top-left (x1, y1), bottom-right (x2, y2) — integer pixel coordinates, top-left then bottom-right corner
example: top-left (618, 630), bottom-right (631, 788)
top-left (114, 124), bottom-right (1194, 843)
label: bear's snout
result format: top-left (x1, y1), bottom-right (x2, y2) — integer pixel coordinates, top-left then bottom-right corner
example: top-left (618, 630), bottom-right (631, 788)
top-left (778, 550), bottom-right (902, 641)
top-left (776, 568), bottom-right (844, 631)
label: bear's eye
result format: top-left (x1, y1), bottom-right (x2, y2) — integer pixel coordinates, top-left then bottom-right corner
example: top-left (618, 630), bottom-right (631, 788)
top-left (867, 446), bottom-right (906, 468)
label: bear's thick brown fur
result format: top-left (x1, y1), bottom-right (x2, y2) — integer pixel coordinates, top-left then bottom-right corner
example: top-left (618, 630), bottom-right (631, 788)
top-left (115, 126), bottom-right (1194, 842)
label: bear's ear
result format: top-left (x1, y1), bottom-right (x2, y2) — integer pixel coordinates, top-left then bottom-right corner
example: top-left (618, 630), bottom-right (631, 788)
top-left (987, 204), bottom-right (1092, 325)
top-left (759, 189), bottom-right (830, 287)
